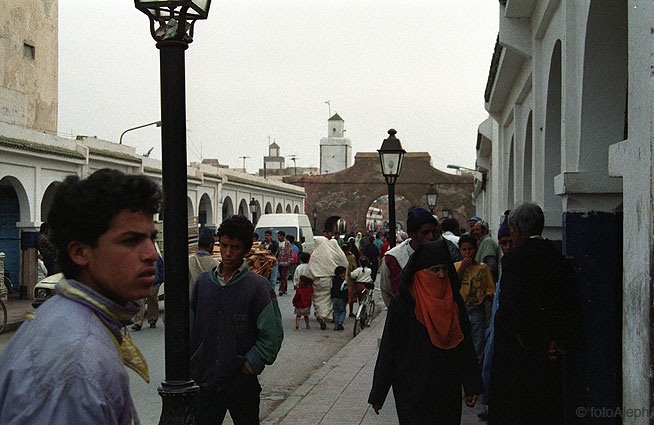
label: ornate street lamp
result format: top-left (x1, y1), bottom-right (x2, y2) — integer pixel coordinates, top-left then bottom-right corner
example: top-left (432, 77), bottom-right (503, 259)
top-left (378, 129), bottom-right (405, 248)
top-left (426, 184), bottom-right (438, 214)
top-left (312, 207), bottom-right (318, 231)
top-left (249, 197), bottom-right (258, 225)
top-left (134, 1), bottom-right (211, 423)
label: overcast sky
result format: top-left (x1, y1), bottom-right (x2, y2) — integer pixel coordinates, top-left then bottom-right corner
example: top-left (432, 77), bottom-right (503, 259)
top-left (57, 1), bottom-right (498, 173)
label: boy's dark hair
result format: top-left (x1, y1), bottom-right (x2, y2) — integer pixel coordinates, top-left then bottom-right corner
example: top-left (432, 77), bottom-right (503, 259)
top-left (299, 252), bottom-right (311, 264)
top-left (39, 222), bottom-right (49, 233)
top-left (334, 266), bottom-right (346, 276)
top-left (198, 232), bottom-right (215, 250)
top-left (286, 234), bottom-right (295, 243)
top-left (217, 215), bottom-right (254, 252)
top-left (458, 234), bottom-right (477, 249)
top-left (48, 169), bottom-right (162, 279)
top-left (278, 230), bottom-right (286, 237)
top-left (360, 257), bottom-right (369, 267)
top-left (265, 230), bottom-right (272, 236)
top-left (440, 218), bottom-right (459, 235)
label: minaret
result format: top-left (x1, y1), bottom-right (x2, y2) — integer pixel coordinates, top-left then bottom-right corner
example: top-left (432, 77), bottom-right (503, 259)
top-left (320, 113), bottom-right (352, 174)
top-left (264, 142), bottom-right (284, 173)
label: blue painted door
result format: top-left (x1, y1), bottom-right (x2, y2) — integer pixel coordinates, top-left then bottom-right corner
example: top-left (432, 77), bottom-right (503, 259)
top-left (0, 187), bottom-right (20, 289)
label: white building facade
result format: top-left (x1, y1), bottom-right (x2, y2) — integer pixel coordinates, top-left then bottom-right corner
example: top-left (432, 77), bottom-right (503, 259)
top-left (475, 1), bottom-right (652, 422)
top-left (0, 121), bottom-right (306, 296)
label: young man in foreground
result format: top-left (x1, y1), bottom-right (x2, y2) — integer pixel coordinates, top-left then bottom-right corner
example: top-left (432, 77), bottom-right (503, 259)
top-left (190, 215), bottom-right (284, 424)
top-left (0, 168), bottom-right (161, 424)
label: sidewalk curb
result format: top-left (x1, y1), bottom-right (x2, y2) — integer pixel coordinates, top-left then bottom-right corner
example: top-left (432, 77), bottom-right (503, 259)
top-left (262, 302), bottom-right (386, 425)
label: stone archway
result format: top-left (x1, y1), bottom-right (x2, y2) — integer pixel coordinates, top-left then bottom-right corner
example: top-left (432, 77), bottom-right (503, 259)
top-left (40, 181), bottom-right (60, 222)
top-left (0, 176), bottom-right (30, 289)
top-left (544, 40), bottom-right (562, 223)
top-left (285, 152), bottom-right (474, 234)
top-left (222, 196), bottom-right (234, 219)
top-left (187, 197), bottom-right (194, 218)
top-left (251, 200), bottom-right (261, 225)
top-left (237, 199), bottom-right (249, 217)
top-left (199, 193), bottom-right (213, 234)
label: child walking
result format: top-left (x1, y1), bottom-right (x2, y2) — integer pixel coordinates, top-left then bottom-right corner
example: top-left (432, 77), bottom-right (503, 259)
top-left (293, 272), bottom-right (313, 330)
top-left (454, 234), bottom-right (496, 363)
top-left (331, 266), bottom-right (348, 330)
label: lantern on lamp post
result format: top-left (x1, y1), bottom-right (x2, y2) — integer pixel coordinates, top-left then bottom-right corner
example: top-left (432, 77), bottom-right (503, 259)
top-left (426, 184), bottom-right (438, 214)
top-left (312, 208), bottom-right (318, 231)
top-left (134, 1), bottom-right (211, 423)
top-left (378, 129), bottom-right (405, 248)
top-left (249, 197), bottom-right (258, 225)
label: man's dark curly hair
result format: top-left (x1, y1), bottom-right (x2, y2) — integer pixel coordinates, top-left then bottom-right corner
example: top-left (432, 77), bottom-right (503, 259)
top-left (440, 217), bottom-right (459, 235)
top-left (217, 215), bottom-right (254, 252)
top-left (47, 169), bottom-right (162, 279)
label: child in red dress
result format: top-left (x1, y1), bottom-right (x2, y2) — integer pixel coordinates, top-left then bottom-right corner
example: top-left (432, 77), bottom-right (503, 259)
top-left (292, 276), bottom-right (313, 330)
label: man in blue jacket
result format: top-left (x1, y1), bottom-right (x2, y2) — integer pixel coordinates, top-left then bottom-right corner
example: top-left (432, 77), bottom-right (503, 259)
top-left (190, 215), bottom-right (284, 424)
top-left (0, 169), bottom-right (161, 424)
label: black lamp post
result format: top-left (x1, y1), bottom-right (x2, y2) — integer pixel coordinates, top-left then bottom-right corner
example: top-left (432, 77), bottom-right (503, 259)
top-left (312, 208), bottom-right (318, 231)
top-left (249, 197), bottom-right (258, 225)
top-left (426, 184), bottom-right (438, 214)
top-left (378, 129), bottom-right (405, 248)
top-left (134, 1), bottom-right (211, 423)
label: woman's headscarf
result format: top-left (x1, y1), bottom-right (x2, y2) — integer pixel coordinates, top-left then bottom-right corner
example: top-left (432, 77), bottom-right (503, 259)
top-left (399, 240), bottom-right (465, 349)
top-left (309, 236), bottom-right (348, 278)
top-left (354, 232), bottom-right (362, 249)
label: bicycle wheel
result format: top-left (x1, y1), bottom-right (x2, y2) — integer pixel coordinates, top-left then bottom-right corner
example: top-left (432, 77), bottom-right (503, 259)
top-left (359, 304), bottom-right (368, 330)
top-left (0, 299), bottom-right (7, 335)
top-left (366, 299), bottom-right (376, 327)
top-left (353, 312), bottom-right (361, 337)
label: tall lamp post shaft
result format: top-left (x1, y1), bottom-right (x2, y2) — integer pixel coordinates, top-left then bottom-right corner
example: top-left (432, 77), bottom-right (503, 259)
top-left (134, 2), bottom-right (213, 423)
top-left (157, 42), bottom-right (198, 424)
top-left (388, 183), bottom-right (396, 248)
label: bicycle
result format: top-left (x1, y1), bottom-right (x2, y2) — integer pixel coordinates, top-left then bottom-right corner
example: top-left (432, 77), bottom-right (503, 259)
top-left (353, 283), bottom-right (376, 337)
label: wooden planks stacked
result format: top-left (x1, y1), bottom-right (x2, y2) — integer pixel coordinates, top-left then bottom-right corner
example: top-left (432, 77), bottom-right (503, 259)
top-left (208, 242), bottom-right (276, 278)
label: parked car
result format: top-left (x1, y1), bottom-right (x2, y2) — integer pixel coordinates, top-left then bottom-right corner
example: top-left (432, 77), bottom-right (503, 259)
top-left (254, 213), bottom-right (315, 252)
top-left (32, 272), bottom-right (63, 308)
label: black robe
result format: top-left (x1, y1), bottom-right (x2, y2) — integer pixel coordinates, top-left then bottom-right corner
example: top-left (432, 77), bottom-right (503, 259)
top-left (368, 240), bottom-right (484, 424)
top-left (488, 237), bottom-right (580, 425)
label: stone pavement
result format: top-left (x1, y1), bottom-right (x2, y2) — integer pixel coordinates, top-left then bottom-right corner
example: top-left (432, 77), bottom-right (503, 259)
top-left (3, 294), bottom-right (488, 424)
top-left (263, 303), bottom-right (487, 425)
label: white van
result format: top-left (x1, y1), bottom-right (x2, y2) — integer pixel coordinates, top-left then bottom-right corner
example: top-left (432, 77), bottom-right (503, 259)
top-left (254, 214), bottom-right (315, 252)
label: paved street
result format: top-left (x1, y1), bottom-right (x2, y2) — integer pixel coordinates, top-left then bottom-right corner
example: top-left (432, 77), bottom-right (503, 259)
top-left (0, 282), bottom-right (486, 424)
top-left (129, 286), bottom-right (358, 424)
top-left (0, 285), bottom-right (356, 425)
top-left (267, 303), bottom-right (485, 425)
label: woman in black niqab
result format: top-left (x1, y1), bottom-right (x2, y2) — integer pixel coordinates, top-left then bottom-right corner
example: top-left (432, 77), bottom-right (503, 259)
top-left (368, 239), bottom-right (483, 424)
